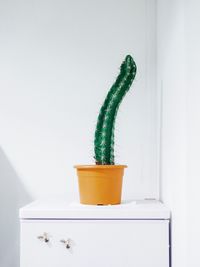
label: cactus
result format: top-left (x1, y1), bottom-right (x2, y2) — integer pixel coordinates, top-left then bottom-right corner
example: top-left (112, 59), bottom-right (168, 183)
top-left (94, 55), bottom-right (137, 165)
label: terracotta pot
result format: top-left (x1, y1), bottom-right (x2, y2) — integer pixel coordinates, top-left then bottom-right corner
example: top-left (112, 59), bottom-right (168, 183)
top-left (74, 165), bottom-right (127, 205)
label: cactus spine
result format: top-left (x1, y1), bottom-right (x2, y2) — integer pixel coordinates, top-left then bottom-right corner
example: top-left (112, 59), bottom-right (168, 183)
top-left (94, 55), bottom-right (137, 165)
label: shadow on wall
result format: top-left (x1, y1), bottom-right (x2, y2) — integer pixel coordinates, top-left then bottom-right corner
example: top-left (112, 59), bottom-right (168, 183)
top-left (0, 147), bottom-right (32, 267)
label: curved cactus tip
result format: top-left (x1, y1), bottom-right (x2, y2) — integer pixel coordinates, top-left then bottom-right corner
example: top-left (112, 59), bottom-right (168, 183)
top-left (125, 54), bottom-right (133, 63)
top-left (122, 55), bottom-right (136, 72)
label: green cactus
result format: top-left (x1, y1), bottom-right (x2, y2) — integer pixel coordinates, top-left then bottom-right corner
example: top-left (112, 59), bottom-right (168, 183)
top-left (94, 55), bottom-right (137, 165)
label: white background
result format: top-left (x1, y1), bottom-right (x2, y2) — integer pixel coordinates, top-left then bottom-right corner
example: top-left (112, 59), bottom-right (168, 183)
top-left (157, 1), bottom-right (187, 267)
top-left (0, 0), bottom-right (157, 201)
top-left (0, 1), bottom-right (157, 266)
top-left (1, 1), bottom-right (199, 267)
top-left (158, 0), bottom-right (200, 267)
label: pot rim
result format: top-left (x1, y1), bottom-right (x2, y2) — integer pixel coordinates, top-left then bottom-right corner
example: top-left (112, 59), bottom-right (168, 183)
top-left (74, 164), bottom-right (127, 169)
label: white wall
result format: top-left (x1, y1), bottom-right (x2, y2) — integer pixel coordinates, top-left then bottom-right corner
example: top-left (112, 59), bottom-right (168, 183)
top-left (0, 0), bottom-right (157, 201)
top-left (185, 1), bottom-right (200, 266)
top-left (157, 1), bottom-right (200, 267)
top-left (157, 1), bottom-right (187, 266)
top-left (0, 0), bottom-right (157, 266)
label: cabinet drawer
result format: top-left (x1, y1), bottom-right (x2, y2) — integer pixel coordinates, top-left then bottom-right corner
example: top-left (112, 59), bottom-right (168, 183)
top-left (20, 219), bottom-right (169, 267)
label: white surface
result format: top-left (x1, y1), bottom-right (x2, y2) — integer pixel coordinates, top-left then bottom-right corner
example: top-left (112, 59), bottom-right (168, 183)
top-left (19, 198), bottom-right (170, 219)
top-left (0, 0), bottom-right (158, 201)
top-left (20, 220), bottom-right (169, 267)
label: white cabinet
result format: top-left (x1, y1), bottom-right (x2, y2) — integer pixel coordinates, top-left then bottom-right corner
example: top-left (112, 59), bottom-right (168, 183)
top-left (20, 199), bottom-right (170, 267)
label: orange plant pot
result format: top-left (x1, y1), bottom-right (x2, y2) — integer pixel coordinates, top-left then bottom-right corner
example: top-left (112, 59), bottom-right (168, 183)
top-left (74, 165), bottom-right (127, 205)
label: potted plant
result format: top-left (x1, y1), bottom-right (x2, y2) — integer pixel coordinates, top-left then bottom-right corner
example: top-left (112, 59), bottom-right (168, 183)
top-left (75, 55), bottom-right (137, 205)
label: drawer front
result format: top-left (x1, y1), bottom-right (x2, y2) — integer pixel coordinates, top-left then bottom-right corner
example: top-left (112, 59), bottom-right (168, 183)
top-left (20, 220), bottom-right (169, 267)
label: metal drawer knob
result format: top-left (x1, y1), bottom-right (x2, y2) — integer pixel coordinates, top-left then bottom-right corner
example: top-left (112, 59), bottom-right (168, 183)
top-left (60, 239), bottom-right (71, 249)
top-left (37, 232), bottom-right (49, 243)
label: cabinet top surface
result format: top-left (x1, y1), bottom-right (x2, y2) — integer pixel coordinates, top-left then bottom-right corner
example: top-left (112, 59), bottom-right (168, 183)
top-left (19, 198), bottom-right (170, 220)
